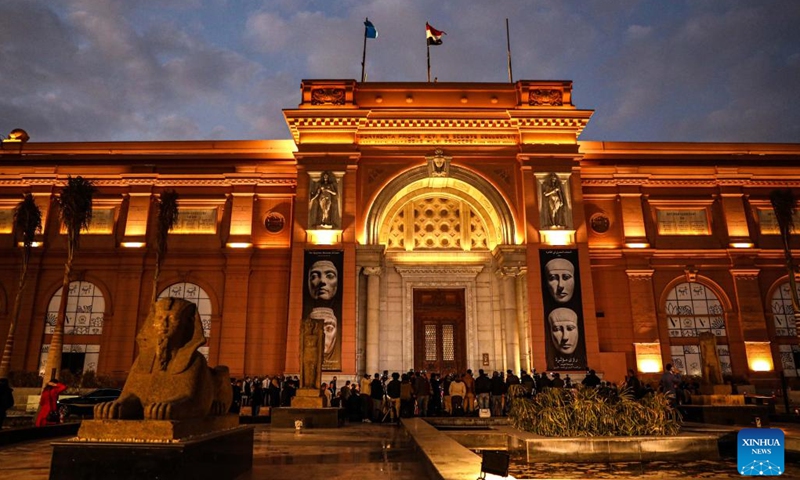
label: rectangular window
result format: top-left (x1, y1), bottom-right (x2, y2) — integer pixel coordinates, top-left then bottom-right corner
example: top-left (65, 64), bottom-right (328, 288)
top-left (425, 325), bottom-right (437, 361)
top-left (442, 324), bottom-right (454, 361)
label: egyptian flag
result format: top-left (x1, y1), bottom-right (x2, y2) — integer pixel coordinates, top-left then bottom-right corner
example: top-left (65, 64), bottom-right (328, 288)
top-left (426, 22), bottom-right (445, 45)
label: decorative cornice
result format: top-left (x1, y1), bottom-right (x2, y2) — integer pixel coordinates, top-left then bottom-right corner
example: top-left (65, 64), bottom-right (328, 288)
top-left (395, 265), bottom-right (484, 278)
top-left (362, 266), bottom-right (383, 277)
top-left (730, 269), bottom-right (760, 281)
top-left (0, 178), bottom-right (296, 188)
top-left (626, 269), bottom-right (655, 281)
top-left (495, 266), bottom-right (526, 278)
top-left (581, 178), bottom-right (800, 187)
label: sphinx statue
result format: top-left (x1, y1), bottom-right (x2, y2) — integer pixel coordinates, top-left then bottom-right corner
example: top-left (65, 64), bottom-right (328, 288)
top-left (95, 298), bottom-right (231, 420)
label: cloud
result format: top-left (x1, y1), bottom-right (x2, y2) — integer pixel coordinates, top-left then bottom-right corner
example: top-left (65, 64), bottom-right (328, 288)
top-left (1, 0), bottom-right (799, 143)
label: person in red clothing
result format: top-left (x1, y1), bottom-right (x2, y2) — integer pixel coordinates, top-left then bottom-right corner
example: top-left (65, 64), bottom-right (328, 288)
top-left (36, 379), bottom-right (67, 427)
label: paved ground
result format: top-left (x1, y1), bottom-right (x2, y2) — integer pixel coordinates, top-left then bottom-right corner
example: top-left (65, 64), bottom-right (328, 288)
top-left (0, 421), bottom-right (798, 479)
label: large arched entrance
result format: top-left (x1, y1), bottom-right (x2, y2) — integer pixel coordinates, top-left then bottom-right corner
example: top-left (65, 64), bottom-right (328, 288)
top-left (357, 164), bottom-right (529, 376)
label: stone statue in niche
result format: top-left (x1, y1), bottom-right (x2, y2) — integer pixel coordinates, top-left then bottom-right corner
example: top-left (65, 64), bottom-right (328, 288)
top-left (309, 171), bottom-right (340, 229)
top-left (542, 173), bottom-right (569, 229)
top-left (300, 317), bottom-right (324, 389)
top-left (426, 149), bottom-right (451, 177)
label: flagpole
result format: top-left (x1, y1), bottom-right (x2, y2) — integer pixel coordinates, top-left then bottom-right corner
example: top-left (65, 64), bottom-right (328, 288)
top-left (427, 43), bottom-right (431, 83)
top-left (361, 17), bottom-right (368, 82)
top-left (506, 18), bottom-right (513, 83)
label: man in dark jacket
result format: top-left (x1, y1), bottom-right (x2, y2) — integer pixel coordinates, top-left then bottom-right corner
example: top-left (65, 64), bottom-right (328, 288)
top-left (490, 371), bottom-right (506, 417)
top-left (474, 369), bottom-right (492, 411)
top-left (582, 369), bottom-right (602, 388)
top-left (520, 370), bottom-right (535, 398)
top-left (370, 373), bottom-right (384, 421)
top-left (386, 373), bottom-right (401, 422)
top-left (415, 371), bottom-right (431, 416)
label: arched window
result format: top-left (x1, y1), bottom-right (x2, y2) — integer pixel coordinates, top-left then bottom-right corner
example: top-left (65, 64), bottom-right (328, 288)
top-left (769, 282), bottom-right (798, 337)
top-left (771, 281), bottom-right (800, 376)
top-left (40, 280), bottom-right (105, 375)
top-left (665, 281), bottom-right (731, 376)
top-left (158, 282), bottom-right (211, 358)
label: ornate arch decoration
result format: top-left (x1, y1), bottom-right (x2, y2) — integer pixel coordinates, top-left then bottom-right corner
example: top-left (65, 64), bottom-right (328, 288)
top-left (765, 275), bottom-right (799, 337)
top-left (364, 165), bottom-right (517, 248)
top-left (155, 275), bottom-right (221, 316)
top-left (43, 277), bottom-right (111, 336)
top-left (157, 281), bottom-right (216, 355)
top-left (658, 274), bottom-right (733, 314)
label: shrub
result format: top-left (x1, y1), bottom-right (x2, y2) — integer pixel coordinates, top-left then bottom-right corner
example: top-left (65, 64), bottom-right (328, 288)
top-left (507, 384), bottom-right (681, 437)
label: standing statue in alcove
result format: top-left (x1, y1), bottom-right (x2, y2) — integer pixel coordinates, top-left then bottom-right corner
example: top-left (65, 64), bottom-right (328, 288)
top-left (309, 171), bottom-right (339, 229)
top-left (543, 173), bottom-right (567, 228)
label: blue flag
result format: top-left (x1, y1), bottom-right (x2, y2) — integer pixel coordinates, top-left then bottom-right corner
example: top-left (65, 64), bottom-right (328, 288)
top-left (364, 19), bottom-right (378, 39)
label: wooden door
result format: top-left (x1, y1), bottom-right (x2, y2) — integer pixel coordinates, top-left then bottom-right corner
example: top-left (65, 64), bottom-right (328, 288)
top-left (413, 289), bottom-right (466, 375)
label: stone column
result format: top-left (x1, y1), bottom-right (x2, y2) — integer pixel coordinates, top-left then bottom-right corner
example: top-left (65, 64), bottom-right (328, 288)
top-left (497, 267), bottom-right (521, 373)
top-left (515, 270), bottom-right (531, 372)
top-left (363, 266), bottom-right (382, 375)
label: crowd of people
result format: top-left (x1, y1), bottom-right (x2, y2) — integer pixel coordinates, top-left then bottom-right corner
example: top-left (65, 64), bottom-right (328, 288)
top-left (229, 367), bottom-right (655, 422)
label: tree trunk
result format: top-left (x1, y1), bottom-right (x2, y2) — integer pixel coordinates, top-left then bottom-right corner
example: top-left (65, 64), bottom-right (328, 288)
top-left (0, 261), bottom-right (28, 379)
top-left (41, 251), bottom-right (72, 390)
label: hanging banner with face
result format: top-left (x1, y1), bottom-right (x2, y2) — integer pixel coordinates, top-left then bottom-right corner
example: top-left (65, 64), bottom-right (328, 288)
top-left (540, 249), bottom-right (587, 371)
top-left (304, 250), bottom-right (344, 371)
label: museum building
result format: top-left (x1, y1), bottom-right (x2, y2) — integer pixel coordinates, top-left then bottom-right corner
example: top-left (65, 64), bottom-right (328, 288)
top-left (1, 79), bottom-right (800, 388)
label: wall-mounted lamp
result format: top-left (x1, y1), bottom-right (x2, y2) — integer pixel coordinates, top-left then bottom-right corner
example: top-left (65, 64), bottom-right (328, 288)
top-left (634, 342), bottom-right (663, 373)
top-left (307, 229), bottom-right (341, 246)
top-left (540, 229), bottom-right (575, 246)
top-left (744, 341), bottom-right (774, 372)
top-left (226, 242), bottom-right (253, 249)
top-left (17, 241), bottom-right (42, 248)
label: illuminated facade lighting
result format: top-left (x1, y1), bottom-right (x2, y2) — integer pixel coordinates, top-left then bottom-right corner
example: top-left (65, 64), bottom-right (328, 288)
top-left (745, 341), bottom-right (774, 372)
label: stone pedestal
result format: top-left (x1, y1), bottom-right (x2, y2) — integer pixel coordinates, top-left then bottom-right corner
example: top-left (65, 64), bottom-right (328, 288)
top-left (699, 384), bottom-right (731, 395)
top-left (271, 407), bottom-right (344, 428)
top-left (291, 388), bottom-right (324, 408)
top-left (49, 425), bottom-right (254, 480)
top-left (77, 415), bottom-right (239, 442)
top-left (689, 394), bottom-right (745, 406)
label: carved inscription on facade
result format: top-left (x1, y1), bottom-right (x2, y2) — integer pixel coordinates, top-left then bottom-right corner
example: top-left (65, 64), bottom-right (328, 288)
top-left (656, 209), bottom-right (710, 235)
top-left (758, 209), bottom-right (800, 235)
top-left (173, 208), bottom-right (217, 234)
top-left (60, 208), bottom-right (115, 235)
top-left (311, 88), bottom-right (345, 105)
top-left (358, 134), bottom-right (517, 145)
top-left (529, 89), bottom-right (563, 106)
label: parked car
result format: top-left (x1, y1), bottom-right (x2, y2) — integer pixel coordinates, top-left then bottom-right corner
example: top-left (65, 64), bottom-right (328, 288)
top-left (57, 388), bottom-right (122, 419)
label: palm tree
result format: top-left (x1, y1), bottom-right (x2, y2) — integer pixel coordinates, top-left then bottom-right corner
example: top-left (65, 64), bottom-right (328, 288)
top-left (41, 176), bottom-right (96, 388)
top-left (0, 194), bottom-right (42, 380)
top-left (770, 189), bottom-right (800, 324)
top-left (151, 190), bottom-right (179, 304)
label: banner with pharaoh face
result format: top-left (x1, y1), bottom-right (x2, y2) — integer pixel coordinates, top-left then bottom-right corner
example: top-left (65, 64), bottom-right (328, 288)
top-left (303, 250), bottom-right (344, 371)
top-left (540, 249), bottom-right (587, 371)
